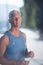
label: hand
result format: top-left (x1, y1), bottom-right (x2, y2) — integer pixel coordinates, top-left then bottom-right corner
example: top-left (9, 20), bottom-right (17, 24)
top-left (28, 51), bottom-right (34, 58)
top-left (21, 61), bottom-right (29, 65)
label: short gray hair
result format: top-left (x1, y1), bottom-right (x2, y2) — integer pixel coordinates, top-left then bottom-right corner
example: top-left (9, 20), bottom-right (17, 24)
top-left (9, 10), bottom-right (20, 19)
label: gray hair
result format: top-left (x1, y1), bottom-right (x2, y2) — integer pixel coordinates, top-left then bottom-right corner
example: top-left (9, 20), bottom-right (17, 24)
top-left (9, 10), bottom-right (20, 19)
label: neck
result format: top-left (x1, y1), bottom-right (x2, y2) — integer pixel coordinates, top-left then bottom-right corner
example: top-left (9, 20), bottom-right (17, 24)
top-left (10, 26), bottom-right (20, 37)
top-left (10, 26), bottom-right (19, 32)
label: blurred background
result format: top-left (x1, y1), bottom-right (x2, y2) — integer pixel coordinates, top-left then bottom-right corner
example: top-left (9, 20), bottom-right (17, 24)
top-left (0, 0), bottom-right (43, 39)
top-left (0, 0), bottom-right (43, 65)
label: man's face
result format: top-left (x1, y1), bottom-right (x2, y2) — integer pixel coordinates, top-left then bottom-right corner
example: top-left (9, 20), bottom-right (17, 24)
top-left (11, 12), bottom-right (22, 28)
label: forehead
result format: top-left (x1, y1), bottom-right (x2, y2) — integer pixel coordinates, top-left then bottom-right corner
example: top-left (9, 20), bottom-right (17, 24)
top-left (14, 11), bottom-right (20, 17)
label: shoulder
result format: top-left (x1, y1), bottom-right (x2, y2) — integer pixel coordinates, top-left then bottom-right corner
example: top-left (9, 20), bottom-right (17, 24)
top-left (0, 34), bottom-right (9, 46)
top-left (0, 34), bottom-right (9, 56)
top-left (22, 32), bottom-right (26, 41)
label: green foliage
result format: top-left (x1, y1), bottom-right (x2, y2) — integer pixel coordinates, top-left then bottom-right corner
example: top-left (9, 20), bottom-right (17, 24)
top-left (20, 7), bottom-right (26, 28)
top-left (22, 0), bottom-right (37, 30)
top-left (34, 0), bottom-right (43, 33)
top-left (21, 0), bottom-right (43, 33)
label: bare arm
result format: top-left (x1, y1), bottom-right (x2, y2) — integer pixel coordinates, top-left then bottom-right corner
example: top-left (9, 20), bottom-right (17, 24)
top-left (23, 32), bottom-right (34, 58)
top-left (0, 35), bottom-right (17, 65)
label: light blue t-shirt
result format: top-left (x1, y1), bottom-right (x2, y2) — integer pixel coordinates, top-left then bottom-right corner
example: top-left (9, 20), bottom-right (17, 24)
top-left (4, 31), bottom-right (26, 61)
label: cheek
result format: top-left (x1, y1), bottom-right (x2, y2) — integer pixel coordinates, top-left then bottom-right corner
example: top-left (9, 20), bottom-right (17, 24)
top-left (18, 21), bottom-right (22, 27)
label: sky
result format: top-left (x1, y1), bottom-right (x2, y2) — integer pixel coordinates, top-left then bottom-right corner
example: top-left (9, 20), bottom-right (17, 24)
top-left (0, 0), bottom-right (24, 21)
top-left (0, 0), bottom-right (24, 8)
